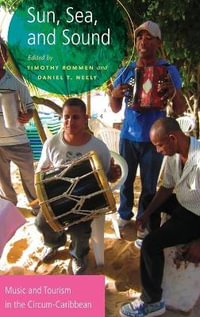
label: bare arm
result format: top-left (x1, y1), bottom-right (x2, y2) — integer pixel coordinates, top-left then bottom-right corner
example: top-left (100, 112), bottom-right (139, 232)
top-left (136, 185), bottom-right (174, 229)
top-left (110, 96), bottom-right (123, 113)
top-left (107, 157), bottom-right (122, 182)
top-left (171, 88), bottom-right (187, 115)
top-left (159, 79), bottom-right (187, 116)
top-left (110, 84), bottom-right (130, 113)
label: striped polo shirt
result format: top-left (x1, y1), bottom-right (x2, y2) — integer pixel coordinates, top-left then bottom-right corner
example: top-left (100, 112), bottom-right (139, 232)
top-left (0, 71), bottom-right (34, 145)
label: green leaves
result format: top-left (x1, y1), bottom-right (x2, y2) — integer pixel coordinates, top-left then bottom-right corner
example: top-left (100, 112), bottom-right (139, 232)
top-left (120, 0), bottom-right (200, 101)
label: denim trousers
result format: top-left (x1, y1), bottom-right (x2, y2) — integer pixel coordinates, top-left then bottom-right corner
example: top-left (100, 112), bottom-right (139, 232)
top-left (35, 212), bottom-right (92, 259)
top-left (140, 194), bottom-right (200, 303)
top-left (118, 138), bottom-right (163, 220)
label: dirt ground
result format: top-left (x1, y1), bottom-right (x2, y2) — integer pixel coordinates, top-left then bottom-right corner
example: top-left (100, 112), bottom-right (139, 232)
top-left (0, 165), bottom-right (199, 317)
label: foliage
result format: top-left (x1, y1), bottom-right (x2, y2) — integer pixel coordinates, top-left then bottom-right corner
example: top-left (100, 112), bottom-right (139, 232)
top-left (0, 0), bottom-right (21, 12)
top-left (121, 0), bottom-right (200, 98)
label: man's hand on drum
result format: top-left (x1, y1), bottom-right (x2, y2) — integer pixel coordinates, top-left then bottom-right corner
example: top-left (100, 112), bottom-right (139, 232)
top-left (108, 157), bottom-right (121, 183)
top-left (157, 76), bottom-right (176, 102)
top-left (182, 239), bottom-right (200, 264)
top-left (111, 84), bottom-right (131, 98)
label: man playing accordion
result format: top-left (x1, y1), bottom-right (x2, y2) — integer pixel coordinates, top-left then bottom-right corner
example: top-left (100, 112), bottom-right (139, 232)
top-left (110, 21), bottom-right (186, 241)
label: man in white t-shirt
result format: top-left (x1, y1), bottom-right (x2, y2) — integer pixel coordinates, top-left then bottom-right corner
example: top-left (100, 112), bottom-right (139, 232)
top-left (0, 38), bottom-right (39, 215)
top-left (35, 98), bottom-right (121, 275)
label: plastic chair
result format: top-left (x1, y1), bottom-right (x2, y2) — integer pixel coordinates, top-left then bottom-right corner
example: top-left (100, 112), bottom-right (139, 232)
top-left (176, 116), bottom-right (196, 134)
top-left (109, 151), bottom-right (129, 239)
top-left (88, 118), bottom-right (107, 136)
top-left (109, 151), bottom-right (128, 192)
top-left (91, 151), bottom-right (128, 265)
top-left (95, 127), bottom-right (121, 153)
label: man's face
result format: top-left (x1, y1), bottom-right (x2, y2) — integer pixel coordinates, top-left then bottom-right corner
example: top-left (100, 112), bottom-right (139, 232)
top-left (135, 30), bottom-right (161, 59)
top-left (150, 131), bottom-right (177, 156)
top-left (62, 105), bottom-right (87, 136)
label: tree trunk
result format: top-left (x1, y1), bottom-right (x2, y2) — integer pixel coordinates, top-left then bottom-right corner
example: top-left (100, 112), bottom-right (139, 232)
top-left (86, 91), bottom-right (91, 117)
top-left (32, 109), bottom-right (47, 144)
top-left (32, 96), bottom-right (62, 116)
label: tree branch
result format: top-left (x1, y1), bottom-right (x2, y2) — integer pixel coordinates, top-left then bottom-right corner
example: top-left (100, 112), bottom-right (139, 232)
top-left (32, 96), bottom-right (62, 116)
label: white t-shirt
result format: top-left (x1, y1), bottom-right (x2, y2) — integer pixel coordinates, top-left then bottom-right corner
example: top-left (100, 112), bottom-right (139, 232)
top-left (0, 71), bottom-right (34, 145)
top-left (37, 132), bottom-right (111, 176)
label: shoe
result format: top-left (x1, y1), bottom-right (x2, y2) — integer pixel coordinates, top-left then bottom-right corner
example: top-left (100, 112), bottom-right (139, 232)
top-left (118, 218), bottom-right (131, 229)
top-left (134, 239), bottom-right (143, 249)
top-left (41, 247), bottom-right (58, 263)
top-left (120, 298), bottom-right (166, 317)
top-left (72, 256), bottom-right (87, 275)
top-left (137, 228), bottom-right (149, 239)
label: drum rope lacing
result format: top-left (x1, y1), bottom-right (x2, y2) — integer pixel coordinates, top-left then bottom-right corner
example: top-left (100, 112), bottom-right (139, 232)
top-left (37, 167), bottom-right (114, 221)
top-left (35, 152), bottom-right (117, 228)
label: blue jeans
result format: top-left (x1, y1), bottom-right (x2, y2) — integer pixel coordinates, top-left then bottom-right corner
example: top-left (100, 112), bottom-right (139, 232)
top-left (35, 212), bottom-right (92, 259)
top-left (118, 138), bottom-right (163, 220)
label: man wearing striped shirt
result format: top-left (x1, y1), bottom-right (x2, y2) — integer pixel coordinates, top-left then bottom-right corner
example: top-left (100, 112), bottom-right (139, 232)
top-left (120, 117), bottom-right (200, 317)
top-left (0, 38), bottom-right (39, 215)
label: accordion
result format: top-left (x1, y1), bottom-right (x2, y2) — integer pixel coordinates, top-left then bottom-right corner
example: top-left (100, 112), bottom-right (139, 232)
top-left (127, 66), bottom-right (172, 111)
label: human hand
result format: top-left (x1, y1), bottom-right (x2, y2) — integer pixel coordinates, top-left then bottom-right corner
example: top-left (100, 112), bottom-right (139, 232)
top-left (182, 240), bottom-right (200, 264)
top-left (135, 213), bottom-right (149, 231)
top-left (111, 84), bottom-right (130, 98)
top-left (157, 75), bottom-right (176, 101)
top-left (18, 111), bottom-right (33, 124)
top-left (108, 157), bottom-right (122, 183)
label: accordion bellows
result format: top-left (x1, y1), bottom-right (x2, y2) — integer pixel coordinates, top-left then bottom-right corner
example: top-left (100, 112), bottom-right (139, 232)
top-left (127, 65), bottom-right (172, 111)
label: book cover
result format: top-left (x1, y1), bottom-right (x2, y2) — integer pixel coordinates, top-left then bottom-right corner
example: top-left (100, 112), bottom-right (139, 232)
top-left (2, 1), bottom-right (199, 316)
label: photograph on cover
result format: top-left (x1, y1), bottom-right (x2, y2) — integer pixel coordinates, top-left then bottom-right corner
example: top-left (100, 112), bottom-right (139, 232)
top-left (0, 0), bottom-right (200, 316)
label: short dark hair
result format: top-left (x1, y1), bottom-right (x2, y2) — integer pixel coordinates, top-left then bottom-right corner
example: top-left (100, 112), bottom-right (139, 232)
top-left (63, 98), bottom-right (86, 114)
top-left (150, 117), bottom-right (181, 138)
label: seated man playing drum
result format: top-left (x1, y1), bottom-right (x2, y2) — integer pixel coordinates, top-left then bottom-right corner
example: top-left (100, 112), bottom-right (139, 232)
top-left (120, 117), bottom-right (200, 317)
top-left (35, 98), bottom-right (121, 275)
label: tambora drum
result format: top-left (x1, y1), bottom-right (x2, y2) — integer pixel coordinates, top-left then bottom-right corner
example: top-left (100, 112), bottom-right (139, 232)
top-left (127, 65), bottom-right (173, 111)
top-left (35, 151), bottom-right (116, 232)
